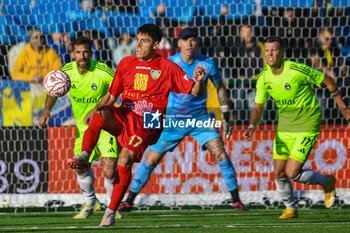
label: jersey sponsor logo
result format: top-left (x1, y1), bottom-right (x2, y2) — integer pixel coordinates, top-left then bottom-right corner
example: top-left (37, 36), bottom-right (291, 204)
top-left (151, 70), bottom-right (161, 80)
top-left (123, 90), bottom-right (155, 99)
top-left (91, 83), bottom-right (97, 90)
top-left (285, 83), bottom-right (291, 90)
top-left (134, 73), bottom-right (149, 91)
top-left (71, 84), bottom-right (77, 89)
top-left (267, 85), bottom-right (272, 90)
top-left (143, 110), bottom-right (161, 129)
top-left (71, 96), bottom-right (100, 103)
top-left (276, 98), bottom-right (296, 105)
top-left (182, 74), bottom-right (189, 81)
top-left (136, 66), bottom-right (151, 70)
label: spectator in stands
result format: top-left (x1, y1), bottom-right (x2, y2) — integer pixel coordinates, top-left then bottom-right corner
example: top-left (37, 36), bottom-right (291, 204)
top-left (231, 25), bottom-right (265, 111)
top-left (108, 32), bottom-right (136, 69)
top-left (306, 27), bottom-right (345, 78)
top-left (216, 5), bottom-right (234, 37)
top-left (234, 25), bottom-right (265, 80)
top-left (278, 7), bottom-right (305, 58)
top-left (98, 0), bottom-right (138, 14)
top-left (11, 29), bottom-right (61, 82)
top-left (312, 0), bottom-right (332, 27)
top-left (80, 0), bottom-right (96, 13)
top-left (7, 41), bottom-right (26, 76)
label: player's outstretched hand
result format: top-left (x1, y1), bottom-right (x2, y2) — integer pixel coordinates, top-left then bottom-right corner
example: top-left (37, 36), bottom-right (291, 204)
top-left (243, 128), bottom-right (255, 141)
top-left (38, 111), bottom-right (51, 128)
top-left (66, 157), bottom-right (91, 172)
top-left (340, 108), bottom-right (350, 122)
top-left (84, 111), bottom-right (94, 125)
top-left (223, 120), bottom-right (232, 140)
top-left (193, 66), bottom-right (205, 82)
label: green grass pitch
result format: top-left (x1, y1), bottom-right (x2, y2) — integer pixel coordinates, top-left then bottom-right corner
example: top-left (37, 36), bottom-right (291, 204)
top-left (1, 208), bottom-right (350, 233)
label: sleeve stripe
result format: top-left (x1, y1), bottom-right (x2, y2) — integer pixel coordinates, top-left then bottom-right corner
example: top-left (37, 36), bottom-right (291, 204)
top-left (95, 65), bottom-right (115, 77)
top-left (258, 67), bottom-right (267, 79)
top-left (290, 67), bottom-right (310, 76)
top-left (95, 63), bottom-right (115, 73)
top-left (290, 64), bottom-right (310, 74)
top-left (61, 64), bottom-right (73, 72)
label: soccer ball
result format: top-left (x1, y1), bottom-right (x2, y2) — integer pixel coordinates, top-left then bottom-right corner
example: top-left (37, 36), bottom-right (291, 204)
top-left (43, 70), bottom-right (71, 97)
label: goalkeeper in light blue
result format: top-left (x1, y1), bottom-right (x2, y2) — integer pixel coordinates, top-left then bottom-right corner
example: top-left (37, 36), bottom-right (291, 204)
top-left (118, 28), bottom-right (247, 212)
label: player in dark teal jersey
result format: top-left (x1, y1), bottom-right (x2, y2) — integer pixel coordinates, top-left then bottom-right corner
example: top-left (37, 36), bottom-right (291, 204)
top-left (244, 37), bottom-right (350, 219)
top-left (38, 37), bottom-right (120, 219)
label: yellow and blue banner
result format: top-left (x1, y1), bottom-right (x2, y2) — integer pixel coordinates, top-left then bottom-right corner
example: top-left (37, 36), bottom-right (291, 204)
top-left (0, 80), bottom-right (73, 126)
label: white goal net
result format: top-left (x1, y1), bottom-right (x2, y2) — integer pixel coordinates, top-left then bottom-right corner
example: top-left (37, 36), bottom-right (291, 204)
top-left (0, 0), bottom-right (349, 210)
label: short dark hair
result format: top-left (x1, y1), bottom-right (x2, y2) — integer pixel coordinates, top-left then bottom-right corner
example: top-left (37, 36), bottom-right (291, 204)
top-left (137, 24), bottom-right (162, 43)
top-left (72, 36), bottom-right (92, 51)
top-left (264, 37), bottom-right (284, 50)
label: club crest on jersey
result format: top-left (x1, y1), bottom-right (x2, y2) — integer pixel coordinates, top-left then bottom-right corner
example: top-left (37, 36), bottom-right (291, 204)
top-left (91, 83), bottom-right (97, 90)
top-left (285, 83), bottom-right (291, 90)
top-left (151, 70), bottom-right (161, 80)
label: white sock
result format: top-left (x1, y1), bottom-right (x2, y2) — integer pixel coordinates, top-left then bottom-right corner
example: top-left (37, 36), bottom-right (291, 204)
top-left (293, 169), bottom-right (328, 186)
top-left (104, 177), bottom-right (115, 205)
top-left (77, 169), bottom-right (96, 206)
top-left (275, 177), bottom-right (296, 210)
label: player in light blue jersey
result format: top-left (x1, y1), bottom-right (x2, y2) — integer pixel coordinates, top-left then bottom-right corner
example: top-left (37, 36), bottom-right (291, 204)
top-left (119, 28), bottom-right (247, 211)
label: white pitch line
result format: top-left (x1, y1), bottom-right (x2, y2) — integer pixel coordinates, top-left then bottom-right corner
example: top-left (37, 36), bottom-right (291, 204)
top-left (2, 222), bottom-right (350, 231)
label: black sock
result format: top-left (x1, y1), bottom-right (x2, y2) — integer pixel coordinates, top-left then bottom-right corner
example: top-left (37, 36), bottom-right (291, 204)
top-left (125, 191), bottom-right (138, 205)
top-left (230, 189), bottom-right (240, 203)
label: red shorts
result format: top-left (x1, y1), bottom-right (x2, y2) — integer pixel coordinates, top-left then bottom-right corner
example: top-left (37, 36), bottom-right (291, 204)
top-left (105, 106), bottom-right (162, 162)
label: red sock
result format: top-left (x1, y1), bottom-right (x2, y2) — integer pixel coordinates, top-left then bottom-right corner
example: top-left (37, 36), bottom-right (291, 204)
top-left (82, 112), bottom-right (105, 154)
top-left (108, 165), bottom-right (132, 211)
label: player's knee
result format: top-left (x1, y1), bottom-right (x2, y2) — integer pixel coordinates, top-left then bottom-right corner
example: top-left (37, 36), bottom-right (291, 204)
top-left (101, 157), bottom-right (117, 179)
top-left (274, 169), bottom-right (286, 180)
top-left (118, 149), bottom-right (136, 167)
top-left (96, 108), bottom-right (114, 125)
top-left (102, 168), bottom-right (115, 179)
top-left (96, 107), bottom-right (109, 115)
top-left (145, 150), bottom-right (164, 166)
top-left (284, 166), bottom-right (300, 180)
top-left (212, 151), bottom-right (227, 162)
top-left (206, 138), bottom-right (226, 161)
top-left (287, 170), bottom-right (300, 181)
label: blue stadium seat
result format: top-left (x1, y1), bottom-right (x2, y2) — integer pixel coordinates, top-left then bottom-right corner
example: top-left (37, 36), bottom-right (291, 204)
top-left (139, 0), bottom-right (162, 7)
top-left (260, 0), bottom-right (314, 8)
top-left (68, 0), bottom-right (80, 11)
top-left (3, 15), bottom-right (27, 43)
top-left (0, 15), bottom-right (11, 44)
top-left (104, 11), bottom-right (154, 37)
top-left (206, 1), bottom-right (256, 20)
top-left (332, 0), bottom-right (350, 7)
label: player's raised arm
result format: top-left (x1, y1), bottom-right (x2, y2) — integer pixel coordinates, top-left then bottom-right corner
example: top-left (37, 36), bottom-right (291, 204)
top-left (243, 102), bottom-right (265, 140)
top-left (190, 66), bottom-right (205, 96)
top-left (321, 74), bottom-right (350, 122)
top-left (84, 92), bottom-right (117, 125)
top-left (38, 95), bottom-right (58, 128)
